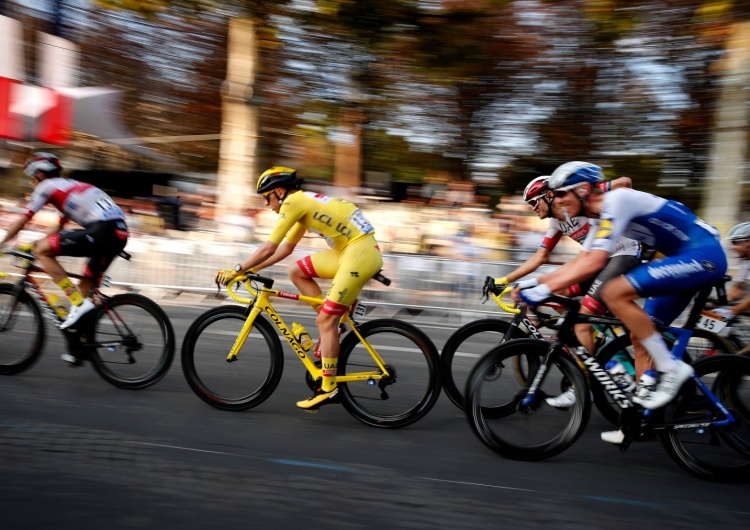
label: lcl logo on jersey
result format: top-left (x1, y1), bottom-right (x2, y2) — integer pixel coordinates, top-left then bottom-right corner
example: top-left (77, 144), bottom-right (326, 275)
top-left (596, 219), bottom-right (613, 239)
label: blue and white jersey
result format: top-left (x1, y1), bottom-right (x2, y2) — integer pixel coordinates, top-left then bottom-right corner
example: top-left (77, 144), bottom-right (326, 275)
top-left (581, 188), bottom-right (720, 256)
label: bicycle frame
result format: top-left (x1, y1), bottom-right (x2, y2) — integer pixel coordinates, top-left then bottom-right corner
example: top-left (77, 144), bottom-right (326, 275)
top-left (1, 250), bottom-right (137, 350)
top-left (520, 292), bottom-right (738, 430)
top-left (226, 274), bottom-right (391, 384)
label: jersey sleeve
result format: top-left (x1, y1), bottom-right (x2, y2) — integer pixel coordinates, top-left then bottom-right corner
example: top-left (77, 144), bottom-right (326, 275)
top-left (24, 180), bottom-right (55, 217)
top-left (267, 197), bottom-right (305, 244)
top-left (540, 220), bottom-right (562, 251)
top-left (589, 189), bottom-right (634, 254)
top-left (283, 222), bottom-right (307, 245)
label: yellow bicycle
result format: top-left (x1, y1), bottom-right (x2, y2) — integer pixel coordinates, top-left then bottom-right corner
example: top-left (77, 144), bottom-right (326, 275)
top-left (180, 272), bottom-right (442, 428)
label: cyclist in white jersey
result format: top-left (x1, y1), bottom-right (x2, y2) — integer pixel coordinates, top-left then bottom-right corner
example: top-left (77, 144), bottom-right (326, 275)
top-left (516, 162), bottom-right (727, 444)
top-left (0, 153), bottom-right (128, 343)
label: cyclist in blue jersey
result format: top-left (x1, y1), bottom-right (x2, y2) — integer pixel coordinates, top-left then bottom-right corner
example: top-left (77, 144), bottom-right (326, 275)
top-left (514, 162), bottom-right (727, 443)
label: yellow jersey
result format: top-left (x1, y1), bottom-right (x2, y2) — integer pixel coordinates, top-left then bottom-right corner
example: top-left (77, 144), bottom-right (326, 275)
top-left (269, 191), bottom-right (376, 252)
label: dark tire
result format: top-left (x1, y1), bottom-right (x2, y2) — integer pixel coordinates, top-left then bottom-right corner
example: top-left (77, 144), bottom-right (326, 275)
top-left (661, 354), bottom-right (750, 482)
top-left (465, 339), bottom-right (591, 461)
top-left (181, 306), bottom-right (284, 411)
top-left (338, 319), bottom-right (441, 428)
top-left (88, 293), bottom-right (175, 389)
top-left (440, 318), bottom-right (524, 410)
top-left (594, 329), bottom-right (737, 426)
top-left (0, 283), bottom-right (45, 375)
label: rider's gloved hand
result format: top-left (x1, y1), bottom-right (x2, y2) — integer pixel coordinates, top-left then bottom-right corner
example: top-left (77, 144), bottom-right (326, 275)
top-left (487, 276), bottom-right (508, 296)
top-left (713, 307), bottom-right (735, 321)
top-left (215, 268), bottom-right (240, 286)
top-left (518, 283), bottom-right (552, 306)
top-left (515, 277), bottom-right (539, 290)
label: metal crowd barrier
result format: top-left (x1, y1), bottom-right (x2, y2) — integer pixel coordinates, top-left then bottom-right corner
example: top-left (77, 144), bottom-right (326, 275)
top-left (96, 236), bottom-right (564, 314)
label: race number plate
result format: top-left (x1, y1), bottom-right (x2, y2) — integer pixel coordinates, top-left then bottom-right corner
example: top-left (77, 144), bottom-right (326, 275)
top-left (696, 311), bottom-right (728, 333)
top-left (354, 302), bottom-right (367, 318)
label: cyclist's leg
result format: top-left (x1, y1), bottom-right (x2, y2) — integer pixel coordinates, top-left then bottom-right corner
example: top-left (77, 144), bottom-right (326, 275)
top-left (602, 247), bottom-right (727, 409)
top-left (290, 249), bottom-right (338, 312)
top-left (78, 220), bottom-right (128, 297)
top-left (576, 255), bottom-right (642, 355)
top-left (34, 232), bottom-right (85, 302)
top-left (317, 238), bottom-right (383, 380)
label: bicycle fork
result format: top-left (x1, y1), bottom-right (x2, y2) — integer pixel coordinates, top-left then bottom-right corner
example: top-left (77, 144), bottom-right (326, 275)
top-left (0, 281), bottom-right (26, 331)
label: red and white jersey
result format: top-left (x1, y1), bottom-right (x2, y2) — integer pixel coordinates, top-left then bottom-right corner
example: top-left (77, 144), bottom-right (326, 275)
top-left (540, 214), bottom-right (641, 257)
top-left (25, 178), bottom-right (125, 227)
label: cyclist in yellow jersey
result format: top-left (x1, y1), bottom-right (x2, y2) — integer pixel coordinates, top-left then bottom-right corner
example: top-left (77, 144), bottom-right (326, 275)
top-left (216, 167), bottom-right (384, 411)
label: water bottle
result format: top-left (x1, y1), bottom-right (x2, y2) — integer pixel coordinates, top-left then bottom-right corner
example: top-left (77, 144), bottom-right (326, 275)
top-left (635, 369), bottom-right (659, 400)
top-left (47, 294), bottom-right (68, 318)
top-left (605, 359), bottom-right (636, 392)
top-left (291, 322), bottom-right (314, 351)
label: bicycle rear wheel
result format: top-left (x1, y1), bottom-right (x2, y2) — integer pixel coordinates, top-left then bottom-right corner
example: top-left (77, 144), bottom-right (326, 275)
top-left (594, 329), bottom-right (736, 426)
top-left (440, 318), bottom-right (525, 410)
top-left (465, 339), bottom-right (590, 461)
top-left (661, 354), bottom-right (750, 482)
top-left (0, 283), bottom-right (45, 375)
top-left (88, 293), bottom-right (175, 389)
top-left (338, 319), bottom-right (441, 428)
top-left (181, 306), bottom-right (284, 411)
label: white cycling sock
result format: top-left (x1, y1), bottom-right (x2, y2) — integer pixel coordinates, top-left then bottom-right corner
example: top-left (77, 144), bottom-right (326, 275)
top-left (639, 332), bottom-right (678, 372)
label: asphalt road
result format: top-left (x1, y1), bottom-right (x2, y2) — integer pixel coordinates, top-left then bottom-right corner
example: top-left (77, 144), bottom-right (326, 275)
top-left (1, 297), bottom-right (748, 529)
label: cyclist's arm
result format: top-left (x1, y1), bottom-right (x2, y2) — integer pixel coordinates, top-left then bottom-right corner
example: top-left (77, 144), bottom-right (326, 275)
top-left (254, 241), bottom-right (297, 271)
top-left (504, 246), bottom-right (551, 283)
top-left (610, 176), bottom-right (632, 190)
top-left (248, 223), bottom-right (306, 272)
top-left (0, 214), bottom-right (32, 246)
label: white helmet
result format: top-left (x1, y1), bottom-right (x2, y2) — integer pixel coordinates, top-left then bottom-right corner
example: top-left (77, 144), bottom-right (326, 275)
top-left (23, 152), bottom-right (62, 178)
top-left (726, 222), bottom-right (750, 242)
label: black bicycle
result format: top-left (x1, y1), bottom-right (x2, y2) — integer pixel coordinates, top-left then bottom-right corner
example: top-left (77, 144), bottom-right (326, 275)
top-left (464, 288), bottom-right (750, 482)
top-left (441, 276), bottom-right (735, 426)
top-left (0, 248), bottom-right (175, 389)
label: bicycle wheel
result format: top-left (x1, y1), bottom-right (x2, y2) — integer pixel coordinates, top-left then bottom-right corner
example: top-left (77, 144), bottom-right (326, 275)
top-left (441, 318), bottom-right (525, 410)
top-left (337, 319), bottom-right (441, 428)
top-left (465, 338), bottom-right (591, 461)
top-left (661, 354), bottom-right (750, 482)
top-left (593, 329), bottom-right (736, 426)
top-left (88, 293), bottom-right (175, 389)
top-left (0, 283), bottom-right (45, 375)
top-left (181, 306), bottom-right (284, 411)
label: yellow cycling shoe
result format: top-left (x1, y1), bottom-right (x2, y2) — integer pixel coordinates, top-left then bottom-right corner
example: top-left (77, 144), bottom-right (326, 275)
top-left (296, 386), bottom-right (339, 412)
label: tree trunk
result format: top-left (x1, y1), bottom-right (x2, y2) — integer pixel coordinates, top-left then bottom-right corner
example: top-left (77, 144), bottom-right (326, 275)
top-left (702, 21), bottom-right (750, 232)
top-left (217, 18), bottom-right (258, 215)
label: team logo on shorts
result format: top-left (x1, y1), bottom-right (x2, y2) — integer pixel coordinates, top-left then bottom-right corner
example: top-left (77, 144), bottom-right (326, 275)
top-left (595, 219), bottom-right (612, 239)
top-left (702, 260), bottom-right (716, 272)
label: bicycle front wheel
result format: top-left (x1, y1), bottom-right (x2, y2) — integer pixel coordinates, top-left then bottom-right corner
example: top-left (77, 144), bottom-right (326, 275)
top-left (465, 339), bottom-right (591, 461)
top-left (338, 319), bottom-right (441, 428)
top-left (661, 354), bottom-right (750, 482)
top-left (440, 318), bottom-right (523, 411)
top-left (89, 293), bottom-right (175, 389)
top-left (0, 283), bottom-right (45, 375)
top-left (181, 306), bottom-right (284, 411)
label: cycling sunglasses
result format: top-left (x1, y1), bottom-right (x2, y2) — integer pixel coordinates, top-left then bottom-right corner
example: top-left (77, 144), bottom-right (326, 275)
top-left (551, 189), bottom-right (570, 199)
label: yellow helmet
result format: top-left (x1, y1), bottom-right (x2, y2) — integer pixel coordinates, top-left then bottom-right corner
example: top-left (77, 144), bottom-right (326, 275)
top-left (256, 166), bottom-right (299, 194)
